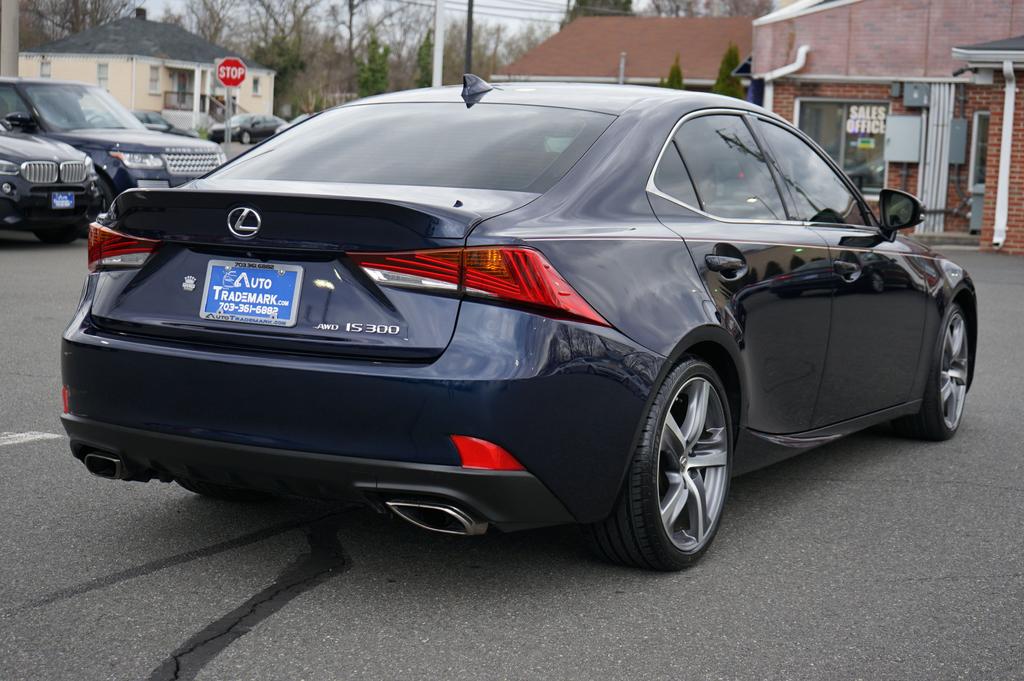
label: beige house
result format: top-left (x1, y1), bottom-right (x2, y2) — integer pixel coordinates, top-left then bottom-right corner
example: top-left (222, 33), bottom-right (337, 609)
top-left (19, 9), bottom-right (274, 132)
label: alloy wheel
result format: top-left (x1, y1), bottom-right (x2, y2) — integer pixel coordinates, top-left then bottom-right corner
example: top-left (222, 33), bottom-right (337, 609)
top-left (940, 311), bottom-right (969, 430)
top-left (657, 376), bottom-right (729, 552)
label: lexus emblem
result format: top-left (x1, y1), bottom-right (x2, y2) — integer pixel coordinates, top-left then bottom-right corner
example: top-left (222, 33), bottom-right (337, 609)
top-left (227, 207), bottom-right (261, 238)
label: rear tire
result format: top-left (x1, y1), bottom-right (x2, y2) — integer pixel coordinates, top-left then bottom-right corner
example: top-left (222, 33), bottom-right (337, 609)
top-left (584, 357), bottom-right (733, 571)
top-left (33, 225), bottom-right (79, 244)
top-left (177, 478), bottom-right (274, 502)
top-left (892, 303), bottom-right (969, 440)
top-left (241, 130), bottom-right (252, 144)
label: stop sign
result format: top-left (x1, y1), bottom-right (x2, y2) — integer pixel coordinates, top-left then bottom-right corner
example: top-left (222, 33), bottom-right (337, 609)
top-left (216, 57), bottom-right (247, 88)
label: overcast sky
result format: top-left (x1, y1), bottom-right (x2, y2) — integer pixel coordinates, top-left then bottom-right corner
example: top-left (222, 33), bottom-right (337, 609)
top-left (139, 0), bottom-right (582, 28)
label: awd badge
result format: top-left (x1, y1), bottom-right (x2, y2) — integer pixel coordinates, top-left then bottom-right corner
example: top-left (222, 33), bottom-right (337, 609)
top-left (182, 275), bottom-right (197, 292)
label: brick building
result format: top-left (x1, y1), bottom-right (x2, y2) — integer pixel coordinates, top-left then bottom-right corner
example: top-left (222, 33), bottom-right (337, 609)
top-left (751, 0), bottom-right (1024, 254)
top-left (494, 17), bottom-right (751, 90)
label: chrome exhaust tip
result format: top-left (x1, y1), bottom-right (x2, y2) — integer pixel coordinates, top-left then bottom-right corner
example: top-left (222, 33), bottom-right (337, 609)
top-left (385, 500), bottom-right (488, 536)
top-left (82, 452), bottom-right (125, 480)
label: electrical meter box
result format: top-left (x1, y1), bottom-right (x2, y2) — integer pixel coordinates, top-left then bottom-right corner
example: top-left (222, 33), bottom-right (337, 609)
top-left (948, 118), bottom-right (968, 165)
top-left (903, 82), bottom-right (930, 107)
top-left (885, 115), bottom-right (922, 163)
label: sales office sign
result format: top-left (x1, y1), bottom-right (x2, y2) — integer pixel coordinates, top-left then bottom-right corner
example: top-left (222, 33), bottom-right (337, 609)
top-left (846, 105), bottom-right (887, 135)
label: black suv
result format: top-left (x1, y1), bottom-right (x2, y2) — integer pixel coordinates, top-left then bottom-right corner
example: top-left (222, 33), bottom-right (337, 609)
top-left (0, 78), bottom-right (225, 211)
top-left (0, 124), bottom-right (100, 242)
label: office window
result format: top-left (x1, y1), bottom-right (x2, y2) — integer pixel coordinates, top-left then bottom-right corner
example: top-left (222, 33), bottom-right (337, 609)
top-left (252, 76), bottom-right (261, 96)
top-left (40, 61), bottom-right (51, 78)
top-left (798, 101), bottom-right (888, 195)
top-left (969, 111), bottom-right (990, 188)
top-left (97, 63), bottom-right (109, 90)
top-left (149, 65), bottom-right (160, 94)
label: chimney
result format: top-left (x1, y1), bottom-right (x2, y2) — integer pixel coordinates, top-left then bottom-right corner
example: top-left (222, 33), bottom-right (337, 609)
top-left (135, 7), bottom-right (147, 20)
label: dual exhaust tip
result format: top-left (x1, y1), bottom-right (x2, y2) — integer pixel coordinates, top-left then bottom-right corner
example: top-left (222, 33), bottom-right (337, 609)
top-left (82, 452), bottom-right (489, 537)
top-left (385, 500), bottom-right (488, 536)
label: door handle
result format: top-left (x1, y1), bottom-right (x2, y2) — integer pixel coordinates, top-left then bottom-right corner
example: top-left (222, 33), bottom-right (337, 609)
top-left (833, 259), bottom-right (861, 282)
top-left (705, 254), bottom-right (747, 277)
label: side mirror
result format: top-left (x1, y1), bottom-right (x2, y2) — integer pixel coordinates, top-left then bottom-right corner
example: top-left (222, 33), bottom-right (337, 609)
top-left (878, 188), bottom-right (923, 237)
top-left (5, 111), bottom-right (36, 130)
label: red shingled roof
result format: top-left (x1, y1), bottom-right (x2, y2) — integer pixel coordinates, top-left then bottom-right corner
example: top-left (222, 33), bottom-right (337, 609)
top-left (495, 16), bottom-right (752, 84)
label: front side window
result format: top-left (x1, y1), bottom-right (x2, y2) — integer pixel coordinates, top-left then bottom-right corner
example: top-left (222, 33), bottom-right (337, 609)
top-left (0, 84), bottom-right (31, 118)
top-left (674, 114), bottom-right (785, 220)
top-left (798, 101), bottom-right (887, 194)
top-left (216, 103), bottom-right (614, 193)
top-left (756, 120), bottom-right (867, 226)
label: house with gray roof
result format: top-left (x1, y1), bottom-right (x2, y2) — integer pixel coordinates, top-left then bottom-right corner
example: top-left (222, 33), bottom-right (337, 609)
top-left (19, 8), bottom-right (275, 131)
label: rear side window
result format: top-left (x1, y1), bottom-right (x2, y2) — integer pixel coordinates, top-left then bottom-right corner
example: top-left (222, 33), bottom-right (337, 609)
top-left (675, 115), bottom-right (785, 221)
top-left (755, 120), bottom-right (868, 226)
top-left (653, 141), bottom-right (700, 207)
top-left (216, 103), bottom-right (614, 193)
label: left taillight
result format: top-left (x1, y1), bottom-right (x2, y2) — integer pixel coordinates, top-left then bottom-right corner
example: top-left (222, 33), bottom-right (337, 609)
top-left (350, 246), bottom-right (609, 327)
top-left (87, 223), bottom-right (160, 272)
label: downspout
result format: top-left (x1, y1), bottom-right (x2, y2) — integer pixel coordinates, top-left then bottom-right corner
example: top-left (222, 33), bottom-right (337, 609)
top-left (993, 60), bottom-right (1016, 249)
top-left (762, 44), bottom-right (809, 112)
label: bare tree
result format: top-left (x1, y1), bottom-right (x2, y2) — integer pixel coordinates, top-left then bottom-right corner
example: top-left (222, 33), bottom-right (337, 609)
top-left (20, 0), bottom-right (133, 45)
top-left (648, 0), bottom-right (773, 17)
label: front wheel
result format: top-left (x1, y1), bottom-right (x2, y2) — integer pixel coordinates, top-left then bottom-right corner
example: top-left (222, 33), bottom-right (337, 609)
top-left (584, 357), bottom-right (732, 570)
top-left (892, 303), bottom-right (970, 440)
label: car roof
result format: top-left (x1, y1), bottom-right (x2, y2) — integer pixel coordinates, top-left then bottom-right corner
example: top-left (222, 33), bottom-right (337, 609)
top-left (352, 81), bottom-right (762, 116)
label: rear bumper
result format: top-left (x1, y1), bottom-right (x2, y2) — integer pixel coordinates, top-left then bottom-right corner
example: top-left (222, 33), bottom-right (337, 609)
top-left (61, 297), bottom-right (664, 523)
top-left (62, 414), bottom-right (575, 530)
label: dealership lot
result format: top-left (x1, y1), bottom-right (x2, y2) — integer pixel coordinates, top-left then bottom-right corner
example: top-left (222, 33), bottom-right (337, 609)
top-left (0, 235), bottom-right (1021, 680)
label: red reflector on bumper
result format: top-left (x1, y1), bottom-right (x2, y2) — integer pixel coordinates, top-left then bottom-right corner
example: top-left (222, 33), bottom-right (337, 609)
top-left (450, 435), bottom-right (526, 471)
top-left (62, 385), bottom-right (70, 414)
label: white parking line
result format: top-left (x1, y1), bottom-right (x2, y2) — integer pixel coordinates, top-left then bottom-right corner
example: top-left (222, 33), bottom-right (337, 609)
top-left (0, 432), bottom-right (63, 447)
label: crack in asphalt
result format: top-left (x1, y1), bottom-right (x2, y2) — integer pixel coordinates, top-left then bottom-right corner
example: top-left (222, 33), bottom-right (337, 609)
top-left (146, 514), bottom-right (350, 681)
top-left (1, 509), bottom-right (344, 618)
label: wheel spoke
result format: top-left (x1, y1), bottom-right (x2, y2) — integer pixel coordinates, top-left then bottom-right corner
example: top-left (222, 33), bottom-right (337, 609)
top-left (940, 377), bottom-right (954, 405)
top-left (683, 470), bottom-right (709, 544)
top-left (680, 380), bottom-right (710, 451)
top-left (949, 317), bottom-right (965, 356)
top-left (660, 470), bottom-right (688, 528)
top-left (947, 364), bottom-right (968, 385)
top-left (689, 427), bottom-right (727, 468)
top-left (662, 412), bottom-right (687, 459)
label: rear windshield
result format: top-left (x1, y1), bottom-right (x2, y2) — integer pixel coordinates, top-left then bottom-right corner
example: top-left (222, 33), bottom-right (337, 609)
top-left (214, 102), bottom-right (614, 193)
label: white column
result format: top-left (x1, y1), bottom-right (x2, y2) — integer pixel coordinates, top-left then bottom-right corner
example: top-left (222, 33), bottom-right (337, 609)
top-left (192, 65), bottom-right (201, 130)
top-left (431, 0), bottom-right (445, 87)
top-left (0, 0), bottom-right (18, 77)
top-left (993, 60), bottom-right (1016, 249)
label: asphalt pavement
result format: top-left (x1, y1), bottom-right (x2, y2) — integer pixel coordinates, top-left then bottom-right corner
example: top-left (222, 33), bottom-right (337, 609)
top-left (1, 233), bottom-right (1022, 680)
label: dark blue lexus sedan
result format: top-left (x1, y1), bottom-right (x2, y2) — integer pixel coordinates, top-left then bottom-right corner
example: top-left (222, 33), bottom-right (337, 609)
top-left (61, 80), bottom-right (976, 570)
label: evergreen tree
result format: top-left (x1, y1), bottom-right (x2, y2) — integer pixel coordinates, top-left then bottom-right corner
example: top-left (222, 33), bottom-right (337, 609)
top-left (712, 43), bottom-right (745, 99)
top-left (357, 33), bottom-right (391, 98)
top-left (416, 31), bottom-right (434, 89)
top-left (662, 54), bottom-right (684, 90)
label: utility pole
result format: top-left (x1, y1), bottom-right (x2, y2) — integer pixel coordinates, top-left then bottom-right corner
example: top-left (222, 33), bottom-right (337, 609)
top-left (464, 0), bottom-right (474, 75)
top-left (0, 0), bottom-right (18, 77)
top-left (431, 0), bottom-right (445, 87)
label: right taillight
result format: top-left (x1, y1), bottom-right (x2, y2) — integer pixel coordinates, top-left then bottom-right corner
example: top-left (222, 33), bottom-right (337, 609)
top-left (351, 246), bottom-right (609, 327)
top-left (88, 224), bottom-right (160, 272)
